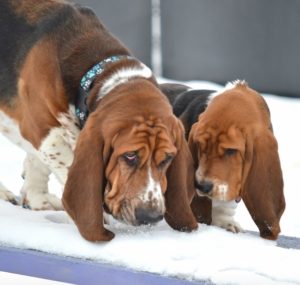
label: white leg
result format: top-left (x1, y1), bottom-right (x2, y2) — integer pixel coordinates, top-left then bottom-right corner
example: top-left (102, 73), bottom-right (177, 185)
top-left (21, 154), bottom-right (63, 210)
top-left (0, 182), bottom-right (18, 204)
top-left (212, 200), bottom-right (244, 233)
top-left (38, 127), bottom-right (74, 186)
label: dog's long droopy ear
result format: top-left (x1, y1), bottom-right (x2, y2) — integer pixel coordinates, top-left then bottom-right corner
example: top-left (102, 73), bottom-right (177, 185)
top-left (188, 123), bottom-right (212, 225)
top-left (187, 123), bottom-right (199, 166)
top-left (242, 131), bottom-right (285, 240)
top-left (164, 120), bottom-right (198, 232)
top-left (62, 114), bottom-right (114, 242)
top-left (190, 195), bottom-right (212, 225)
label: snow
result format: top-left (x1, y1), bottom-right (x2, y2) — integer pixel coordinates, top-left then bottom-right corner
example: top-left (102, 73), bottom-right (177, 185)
top-left (0, 80), bottom-right (300, 285)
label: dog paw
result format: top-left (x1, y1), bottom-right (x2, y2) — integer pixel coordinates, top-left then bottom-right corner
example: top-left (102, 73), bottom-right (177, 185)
top-left (0, 187), bottom-right (18, 205)
top-left (213, 218), bottom-right (244, 233)
top-left (224, 221), bottom-right (244, 233)
top-left (22, 193), bottom-right (63, 210)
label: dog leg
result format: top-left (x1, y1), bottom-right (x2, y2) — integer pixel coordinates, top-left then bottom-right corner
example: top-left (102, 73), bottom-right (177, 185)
top-left (212, 200), bottom-right (244, 233)
top-left (21, 154), bottom-right (63, 210)
top-left (38, 127), bottom-right (75, 186)
top-left (0, 182), bottom-right (18, 205)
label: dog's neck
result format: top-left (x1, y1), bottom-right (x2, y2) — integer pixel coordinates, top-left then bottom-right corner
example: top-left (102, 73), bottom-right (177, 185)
top-left (76, 55), bottom-right (154, 128)
top-left (98, 60), bottom-right (153, 99)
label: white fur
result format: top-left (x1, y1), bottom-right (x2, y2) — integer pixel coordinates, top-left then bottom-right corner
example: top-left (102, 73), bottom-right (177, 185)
top-left (99, 63), bottom-right (152, 99)
top-left (0, 111), bottom-right (35, 203)
top-left (21, 154), bottom-right (62, 210)
top-left (0, 182), bottom-right (17, 203)
top-left (209, 79), bottom-right (247, 101)
top-left (225, 79), bottom-right (247, 89)
top-left (56, 105), bottom-right (80, 151)
top-left (38, 108), bottom-right (79, 185)
top-left (0, 106), bottom-right (79, 210)
top-left (217, 183), bottom-right (229, 200)
top-left (140, 169), bottom-right (165, 212)
top-left (212, 200), bottom-right (244, 233)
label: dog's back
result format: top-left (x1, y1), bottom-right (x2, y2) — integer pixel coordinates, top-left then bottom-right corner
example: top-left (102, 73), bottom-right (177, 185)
top-left (160, 83), bottom-right (215, 138)
top-left (0, 0), bottom-right (128, 105)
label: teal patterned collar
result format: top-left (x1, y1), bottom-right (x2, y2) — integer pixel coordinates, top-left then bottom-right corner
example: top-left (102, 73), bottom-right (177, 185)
top-left (76, 55), bottom-right (134, 128)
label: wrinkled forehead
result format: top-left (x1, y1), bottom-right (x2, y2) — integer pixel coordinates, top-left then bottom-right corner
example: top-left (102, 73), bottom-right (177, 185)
top-left (194, 123), bottom-right (245, 153)
top-left (112, 117), bottom-right (177, 156)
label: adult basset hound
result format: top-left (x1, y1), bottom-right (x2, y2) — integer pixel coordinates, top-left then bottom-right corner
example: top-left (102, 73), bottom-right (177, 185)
top-left (0, 0), bottom-right (198, 241)
top-left (160, 80), bottom-right (286, 240)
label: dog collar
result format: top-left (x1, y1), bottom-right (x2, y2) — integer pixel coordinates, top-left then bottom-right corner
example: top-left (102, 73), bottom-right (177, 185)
top-left (76, 55), bottom-right (135, 128)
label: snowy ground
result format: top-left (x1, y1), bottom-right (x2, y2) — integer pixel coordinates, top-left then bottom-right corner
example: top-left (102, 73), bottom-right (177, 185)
top-left (0, 80), bottom-right (300, 285)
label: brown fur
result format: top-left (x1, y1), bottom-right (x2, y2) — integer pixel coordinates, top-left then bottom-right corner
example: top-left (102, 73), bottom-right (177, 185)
top-left (17, 40), bottom-right (67, 148)
top-left (9, 0), bottom-right (66, 24)
top-left (189, 83), bottom-right (285, 239)
top-left (63, 80), bottom-right (198, 241)
top-left (0, 0), bottom-right (198, 241)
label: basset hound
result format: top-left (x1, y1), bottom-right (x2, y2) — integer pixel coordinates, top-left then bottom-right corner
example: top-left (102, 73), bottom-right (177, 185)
top-left (160, 81), bottom-right (286, 240)
top-left (0, 0), bottom-right (198, 241)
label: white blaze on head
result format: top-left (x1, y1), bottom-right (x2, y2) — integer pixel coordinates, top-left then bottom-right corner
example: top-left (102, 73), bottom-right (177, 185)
top-left (140, 168), bottom-right (165, 212)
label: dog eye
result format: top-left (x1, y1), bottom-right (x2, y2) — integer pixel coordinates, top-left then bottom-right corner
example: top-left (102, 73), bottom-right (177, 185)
top-left (224, 148), bottom-right (237, 156)
top-left (123, 152), bottom-right (139, 166)
top-left (159, 154), bottom-right (174, 168)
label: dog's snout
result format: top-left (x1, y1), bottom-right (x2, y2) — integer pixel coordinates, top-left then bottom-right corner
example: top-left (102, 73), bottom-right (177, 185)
top-left (135, 207), bottom-right (163, 225)
top-left (196, 181), bottom-right (213, 194)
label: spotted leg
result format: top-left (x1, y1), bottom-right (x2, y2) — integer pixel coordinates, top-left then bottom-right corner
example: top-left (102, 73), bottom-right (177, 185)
top-left (38, 126), bottom-right (75, 189)
top-left (21, 153), bottom-right (63, 210)
top-left (212, 200), bottom-right (244, 233)
top-left (0, 182), bottom-right (18, 205)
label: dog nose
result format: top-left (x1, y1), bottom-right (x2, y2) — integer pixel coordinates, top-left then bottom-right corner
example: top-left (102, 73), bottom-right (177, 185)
top-left (196, 181), bottom-right (213, 194)
top-left (135, 207), bottom-right (163, 225)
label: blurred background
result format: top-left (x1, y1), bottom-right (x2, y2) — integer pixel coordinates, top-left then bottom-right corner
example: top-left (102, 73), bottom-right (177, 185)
top-left (75, 0), bottom-right (300, 97)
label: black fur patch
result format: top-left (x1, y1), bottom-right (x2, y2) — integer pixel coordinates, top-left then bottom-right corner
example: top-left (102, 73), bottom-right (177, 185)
top-left (173, 89), bottom-right (214, 119)
top-left (160, 83), bottom-right (215, 137)
top-left (0, 1), bottom-right (74, 105)
top-left (174, 90), bottom-right (215, 137)
top-left (0, 1), bottom-right (34, 104)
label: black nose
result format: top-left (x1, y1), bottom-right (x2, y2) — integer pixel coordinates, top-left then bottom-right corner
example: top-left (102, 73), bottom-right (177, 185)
top-left (135, 207), bottom-right (163, 225)
top-left (195, 181), bottom-right (213, 194)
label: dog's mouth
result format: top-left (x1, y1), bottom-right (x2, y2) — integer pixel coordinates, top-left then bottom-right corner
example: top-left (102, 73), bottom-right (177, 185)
top-left (195, 180), bottom-right (242, 203)
top-left (195, 188), bottom-right (211, 198)
top-left (195, 180), bottom-right (213, 198)
top-left (106, 199), bottom-right (164, 226)
top-left (104, 184), bottom-right (164, 226)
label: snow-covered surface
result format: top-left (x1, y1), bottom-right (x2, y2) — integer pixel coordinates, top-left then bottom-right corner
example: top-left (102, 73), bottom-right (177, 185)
top-left (0, 80), bottom-right (300, 285)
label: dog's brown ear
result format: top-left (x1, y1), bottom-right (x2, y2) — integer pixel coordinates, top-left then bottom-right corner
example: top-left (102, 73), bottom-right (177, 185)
top-left (62, 114), bottom-right (114, 242)
top-left (190, 195), bottom-right (212, 225)
top-left (242, 130), bottom-right (285, 240)
top-left (164, 120), bottom-right (198, 232)
top-left (188, 123), bottom-right (212, 225)
top-left (188, 123), bottom-right (199, 166)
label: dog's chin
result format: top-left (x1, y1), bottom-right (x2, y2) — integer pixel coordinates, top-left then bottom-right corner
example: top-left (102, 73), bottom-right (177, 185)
top-left (195, 189), bottom-right (212, 199)
top-left (196, 189), bottom-right (241, 203)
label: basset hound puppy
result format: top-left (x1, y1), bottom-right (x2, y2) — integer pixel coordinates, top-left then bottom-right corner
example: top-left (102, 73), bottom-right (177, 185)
top-left (0, 0), bottom-right (198, 241)
top-left (160, 81), bottom-right (286, 240)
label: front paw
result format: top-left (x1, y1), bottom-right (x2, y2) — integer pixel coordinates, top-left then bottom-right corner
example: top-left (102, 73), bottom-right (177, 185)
top-left (0, 188), bottom-right (18, 205)
top-left (212, 217), bottom-right (244, 233)
top-left (22, 193), bottom-right (63, 210)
